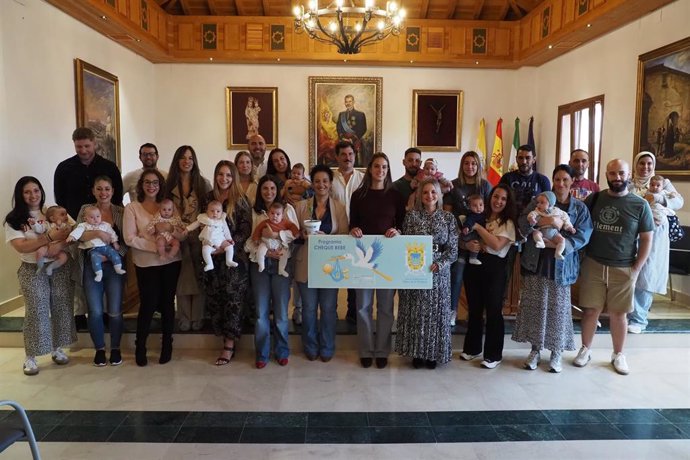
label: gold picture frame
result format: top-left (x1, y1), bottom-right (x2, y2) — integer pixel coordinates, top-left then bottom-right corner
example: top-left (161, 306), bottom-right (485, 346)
top-left (634, 36), bottom-right (690, 179)
top-left (308, 76), bottom-right (382, 170)
top-left (412, 90), bottom-right (463, 152)
top-left (226, 87), bottom-right (278, 149)
top-left (74, 58), bottom-right (121, 167)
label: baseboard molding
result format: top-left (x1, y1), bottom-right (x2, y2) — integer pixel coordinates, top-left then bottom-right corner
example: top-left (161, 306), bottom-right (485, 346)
top-left (0, 295), bottom-right (23, 316)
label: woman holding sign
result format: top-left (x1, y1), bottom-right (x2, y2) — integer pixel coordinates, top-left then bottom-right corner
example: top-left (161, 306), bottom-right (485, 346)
top-left (294, 164), bottom-right (348, 362)
top-left (349, 152), bottom-right (406, 369)
top-left (396, 179), bottom-right (458, 369)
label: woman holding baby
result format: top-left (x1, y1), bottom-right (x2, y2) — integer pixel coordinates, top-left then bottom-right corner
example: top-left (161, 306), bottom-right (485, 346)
top-left (512, 164), bottom-right (592, 373)
top-left (124, 169), bottom-right (183, 367)
top-left (5, 176), bottom-right (76, 375)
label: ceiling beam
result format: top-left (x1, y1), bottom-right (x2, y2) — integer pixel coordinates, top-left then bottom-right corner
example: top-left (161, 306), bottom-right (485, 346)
top-left (261, 0), bottom-right (269, 15)
top-left (208, 0), bottom-right (219, 15)
top-left (507, 0), bottom-right (523, 18)
top-left (419, 0), bottom-right (430, 19)
top-left (472, 0), bottom-right (484, 19)
top-left (515, 0), bottom-right (539, 10)
top-left (445, 0), bottom-right (458, 19)
top-left (235, 0), bottom-right (248, 15)
top-left (498, 0), bottom-right (510, 20)
top-left (157, 0), bottom-right (177, 13)
top-left (178, 0), bottom-right (191, 15)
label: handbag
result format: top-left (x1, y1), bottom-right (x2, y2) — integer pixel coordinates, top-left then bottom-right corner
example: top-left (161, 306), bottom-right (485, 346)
top-left (668, 214), bottom-right (684, 242)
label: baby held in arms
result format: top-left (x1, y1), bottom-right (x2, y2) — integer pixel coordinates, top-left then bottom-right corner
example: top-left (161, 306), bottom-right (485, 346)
top-left (31, 205), bottom-right (70, 276)
top-left (460, 194), bottom-right (486, 266)
top-left (67, 205), bottom-right (126, 282)
top-left (147, 198), bottom-right (184, 260)
top-left (527, 191), bottom-right (575, 260)
top-left (187, 200), bottom-right (237, 271)
top-left (251, 202), bottom-right (299, 277)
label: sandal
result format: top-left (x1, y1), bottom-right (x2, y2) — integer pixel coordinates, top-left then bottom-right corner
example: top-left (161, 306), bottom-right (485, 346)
top-left (215, 346), bottom-right (235, 366)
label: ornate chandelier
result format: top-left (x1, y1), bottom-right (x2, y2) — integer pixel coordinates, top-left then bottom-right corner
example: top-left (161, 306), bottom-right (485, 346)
top-left (293, 0), bottom-right (406, 55)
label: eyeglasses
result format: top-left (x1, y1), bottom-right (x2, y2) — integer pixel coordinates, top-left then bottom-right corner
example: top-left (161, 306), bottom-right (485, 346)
top-left (143, 180), bottom-right (160, 186)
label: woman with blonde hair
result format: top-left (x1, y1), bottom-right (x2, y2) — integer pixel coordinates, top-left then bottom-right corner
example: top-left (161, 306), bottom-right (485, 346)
top-left (234, 150), bottom-right (257, 206)
top-left (397, 178), bottom-right (458, 369)
top-left (203, 160), bottom-right (252, 365)
top-left (443, 151), bottom-right (492, 326)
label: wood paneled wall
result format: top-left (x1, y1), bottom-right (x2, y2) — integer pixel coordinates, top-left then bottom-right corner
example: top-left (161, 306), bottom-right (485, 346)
top-left (45, 0), bottom-right (674, 68)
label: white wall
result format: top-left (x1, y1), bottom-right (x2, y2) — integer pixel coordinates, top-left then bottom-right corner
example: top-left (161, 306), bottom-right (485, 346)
top-left (0, 0), bottom-right (156, 302)
top-left (153, 64), bottom-right (524, 182)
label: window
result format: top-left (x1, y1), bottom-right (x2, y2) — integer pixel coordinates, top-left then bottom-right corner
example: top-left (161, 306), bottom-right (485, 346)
top-left (556, 95), bottom-right (604, 183)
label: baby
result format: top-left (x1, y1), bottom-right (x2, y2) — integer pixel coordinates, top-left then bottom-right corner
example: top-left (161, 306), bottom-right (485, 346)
top-left (251, 202), bottom-right (299, 277)
top-left (147, 198), bottom-right (184, 260)
top-left (282, 163), bottom-right (312, 203)
top-left (408, 158), bottom-right (453, 208)
top-left (31, 205), bottom-right (70, 276)
top-left (67, 206), bottom-right (126, 282)
top-left (459, 195), bottom-right (486, 266)
top-left (646, 175), bottom-right (677, 222)
top-left (186, 200), bottom-right (237, 271)
top-left (527, 191), bottom-right (575, 260)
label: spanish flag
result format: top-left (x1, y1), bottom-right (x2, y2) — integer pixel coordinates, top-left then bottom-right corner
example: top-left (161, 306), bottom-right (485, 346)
top-left (487, 118), bottom-right (503, 186)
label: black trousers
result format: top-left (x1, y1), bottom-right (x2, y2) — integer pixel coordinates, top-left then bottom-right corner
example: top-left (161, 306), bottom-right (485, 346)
top-left (135, 261), bottom-right (181, 343)
top-left (462, 252), bottom-right (510, 362)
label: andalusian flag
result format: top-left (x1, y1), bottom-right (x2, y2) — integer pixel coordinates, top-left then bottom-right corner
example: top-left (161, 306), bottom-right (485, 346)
top-left (487, 118), bottom-right (503, 186)
top-left (508, 117), bottom-right (520, 172)
top-left (476, 118), bottom-right (487, 167)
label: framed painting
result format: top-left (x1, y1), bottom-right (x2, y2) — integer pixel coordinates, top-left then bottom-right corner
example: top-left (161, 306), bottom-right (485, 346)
top-left (74, 59), bottom-right (120, 167)
top-left (308, 76), bottom-right (382, 170)
top-left (412, 90), bottom-right (463, 151)
top-left (226, 87), bottom-right (278, 149)
top-left (634, 36), bottom-right (690, 179)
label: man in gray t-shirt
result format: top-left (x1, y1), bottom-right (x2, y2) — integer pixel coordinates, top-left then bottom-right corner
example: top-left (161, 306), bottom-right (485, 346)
top-left (574, 159), bottom-right (653, 376)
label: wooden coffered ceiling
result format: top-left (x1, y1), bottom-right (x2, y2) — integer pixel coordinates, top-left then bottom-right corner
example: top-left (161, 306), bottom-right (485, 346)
top-left (155, 0), bottom-right (542, 20)
top-left (45, 0), bottom-right (676, 68)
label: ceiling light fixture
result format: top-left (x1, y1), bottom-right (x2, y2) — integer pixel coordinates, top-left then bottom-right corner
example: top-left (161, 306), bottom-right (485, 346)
top-left (293, 0), bottom-right (405, 54)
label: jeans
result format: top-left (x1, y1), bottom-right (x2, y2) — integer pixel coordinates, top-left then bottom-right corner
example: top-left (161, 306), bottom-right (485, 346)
top-left (449, 252), bottom-right (467, 315)
top-left (297, 282), bottom-right (338, 358)
top-left (356, 288), bottom-right (395, 358)
top-left (83, 260), bottom-right (124, 350)
top-left (629, 287), bottom-right (654, 328)
top-left (88, 245), bottom-right (122, 273)
top-left (251, 260), bottom-right (291, 362)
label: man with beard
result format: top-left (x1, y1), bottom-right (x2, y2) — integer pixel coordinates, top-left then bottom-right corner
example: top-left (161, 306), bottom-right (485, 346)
top-left (569, 149), bottom-right (599, 200)
top-left (392, 147), bottom-right (422, 203)
top-left (331, 141), bottom-right (364, 325)
top-left (248, 134), bottom-right (268, 178)
top-left (574, 159), bottom-right (653, 375)
top-left (122, 143), bottom-right (167, 202)
top-left (499, 145), bottom-right (551, 214)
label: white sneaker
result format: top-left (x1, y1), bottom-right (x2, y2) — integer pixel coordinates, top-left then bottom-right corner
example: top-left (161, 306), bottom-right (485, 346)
top-left (611, 352), bottom-right (630, 375)
top-left (524, 350), bottom-right (540, 370)
top-left (549, 352), bottom-right (562, 373)
top-left (459, 352), bottom-right (481, 361)
top-left (51, 348), bottom-right (69, 365)
top-left (480, 359), bottom-right (501, 369)
top-left (627, 324), bottom-right (643, 334)
top-left (23, 357), bottom-right (39, 376)
top-left (573, 345), bottom-right (591, 367)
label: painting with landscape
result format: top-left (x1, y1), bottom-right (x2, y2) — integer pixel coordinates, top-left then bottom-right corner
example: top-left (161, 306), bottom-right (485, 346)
top-left (635, 37), bottom-right (690, 179)
top-left (75, 59), bottom-right (120, 167)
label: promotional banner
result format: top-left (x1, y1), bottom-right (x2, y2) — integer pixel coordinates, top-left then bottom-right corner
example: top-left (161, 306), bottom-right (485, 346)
top-left (307, 235), bottom-right (433, 289)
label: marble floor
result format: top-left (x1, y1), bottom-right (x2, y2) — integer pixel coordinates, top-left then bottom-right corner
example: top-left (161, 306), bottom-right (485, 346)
top-left (2, 293), bottom-right (690, 458)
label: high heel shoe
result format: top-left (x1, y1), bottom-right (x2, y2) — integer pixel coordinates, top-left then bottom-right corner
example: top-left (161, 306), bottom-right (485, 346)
top-left (159, 337), bottom-right (173, 364)
top-left (135, 340), bottom-right (147, 367)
